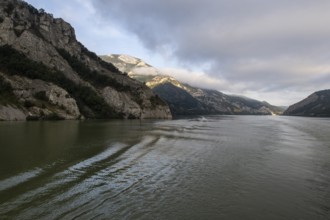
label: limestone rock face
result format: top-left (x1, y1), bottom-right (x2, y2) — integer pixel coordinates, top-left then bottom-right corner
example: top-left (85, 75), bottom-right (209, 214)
top-left (0, 0), bottom-right (171, 120)
top-left (0, 3), bottom-right (79, 83)
top-left (0, 73), bottom-right (81, 120)
top-left (102, 86), bottom-right (141, 119)
top-left (0, 105), bottom-right (25, 121)
top-left (102, 86), bottom-right (171, 119)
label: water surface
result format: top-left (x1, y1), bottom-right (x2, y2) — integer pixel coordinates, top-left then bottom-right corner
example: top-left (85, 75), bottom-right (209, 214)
top-left (0, 116), bottom-right (330, 219)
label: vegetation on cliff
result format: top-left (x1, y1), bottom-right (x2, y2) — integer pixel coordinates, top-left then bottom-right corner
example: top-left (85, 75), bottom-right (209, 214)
top-left (0, 74), bottom-right (17, 105)
top-left (0, 0), bottom-right (172, 120)
top-left (0, 45), bottom-right (118, 118)
top-left (284, 90), bottom-right (330, 117)
top-left (101, 54), bottom-right (285, 116)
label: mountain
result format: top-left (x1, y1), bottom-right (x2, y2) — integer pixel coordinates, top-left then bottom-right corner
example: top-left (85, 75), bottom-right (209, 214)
top-left (101, 54), bottom-right (284, 116)
top-left (101, 54), bottom-right (164, 84)
top-left (284, 90), bottom-right (330, 117)
top-left (152, 83), bottom-right (214, 115)
top-left (0, 0), bottom-right (171, 120)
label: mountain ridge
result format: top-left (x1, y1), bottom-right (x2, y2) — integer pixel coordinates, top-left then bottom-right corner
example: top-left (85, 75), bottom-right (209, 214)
top-left (101, 54), bottom-right (284, 116)
top-left (284, 90), bottom-right (330, 117)
top-left (0, 0), bottom-right (171, 120)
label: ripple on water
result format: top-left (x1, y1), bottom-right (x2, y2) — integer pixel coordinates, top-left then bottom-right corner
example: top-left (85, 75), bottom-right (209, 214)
top-left (0, 116), bottom-right (330, 219)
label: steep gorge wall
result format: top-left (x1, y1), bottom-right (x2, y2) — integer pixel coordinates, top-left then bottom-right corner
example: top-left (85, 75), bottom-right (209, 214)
top-left (0, 0), bottom-right (171, 120)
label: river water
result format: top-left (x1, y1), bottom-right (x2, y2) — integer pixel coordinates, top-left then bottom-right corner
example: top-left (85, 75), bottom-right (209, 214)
top-left (0, 116), bottom-right (329, 219)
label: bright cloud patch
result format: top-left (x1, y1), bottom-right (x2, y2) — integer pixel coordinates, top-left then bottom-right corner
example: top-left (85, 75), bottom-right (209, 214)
top-left (92, 0), bottom-right (330, 105)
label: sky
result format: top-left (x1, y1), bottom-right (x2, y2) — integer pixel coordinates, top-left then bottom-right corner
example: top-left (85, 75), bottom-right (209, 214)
top-left (26, 0), bottom-right (330, 106)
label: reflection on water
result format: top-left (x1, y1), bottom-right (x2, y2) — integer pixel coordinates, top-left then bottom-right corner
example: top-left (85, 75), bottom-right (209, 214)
top-left (0, 116), bottom-right (330, 219)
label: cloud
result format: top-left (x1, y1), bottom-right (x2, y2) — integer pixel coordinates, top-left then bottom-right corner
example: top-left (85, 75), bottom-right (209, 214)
top-left (90, 0), bottom-right (330, 105)
top-left (26, 0), bottom-right (149, 58)
top-left (27, 0), bottom-right (330, 105)
top-left (160, 68), bottom-right (229, 90)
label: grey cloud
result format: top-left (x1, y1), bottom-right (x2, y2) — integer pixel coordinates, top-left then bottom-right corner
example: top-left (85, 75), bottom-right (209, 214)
top-left (92, 0), bottom-right (330, 105)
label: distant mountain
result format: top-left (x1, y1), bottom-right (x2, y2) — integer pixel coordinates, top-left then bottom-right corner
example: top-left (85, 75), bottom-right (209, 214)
top-left (0, 0), bottom-right (171, 120)
top-left (284, 90), bottom-right (330, 117)
top-left (152, 83), bottom-right (213, 115)
top-left (101, 54), bottom-right (284, 116)
top-left (101, 54), bottom-right (163, 83)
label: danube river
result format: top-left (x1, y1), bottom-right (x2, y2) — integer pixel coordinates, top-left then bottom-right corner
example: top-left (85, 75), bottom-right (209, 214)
top-left (0, 116), bottom-right (329, 219)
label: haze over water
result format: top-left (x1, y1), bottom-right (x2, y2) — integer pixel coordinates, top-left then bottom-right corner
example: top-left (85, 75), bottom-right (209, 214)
top-left (0, 116), bottom-right (330, 219)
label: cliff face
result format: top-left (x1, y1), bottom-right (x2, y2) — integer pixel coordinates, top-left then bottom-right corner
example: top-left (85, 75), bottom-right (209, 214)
top-left (284, 90), bottom-right (330, 117)
top-left (0, 0), bottom-right (171, 120)
top-left (101, 54), bottom-right (284, 116)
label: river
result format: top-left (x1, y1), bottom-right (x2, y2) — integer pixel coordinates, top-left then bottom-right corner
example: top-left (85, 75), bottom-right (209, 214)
top-left (0, 116), bottom-right (329, 219)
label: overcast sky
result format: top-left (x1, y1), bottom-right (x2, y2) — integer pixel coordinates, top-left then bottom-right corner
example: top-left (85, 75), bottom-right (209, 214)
top-left (27, 0), bottom-right (330, 106)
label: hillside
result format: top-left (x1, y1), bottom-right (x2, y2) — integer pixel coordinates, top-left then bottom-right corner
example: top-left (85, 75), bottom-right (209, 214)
top-left (0, 0), bottom-right (171, 120)
top-left (284, 90), bottom-right (330, 117)
top-left (101, 54), bottom-right (284, 116)
top-left (152, 83), bottom-right (216, 115)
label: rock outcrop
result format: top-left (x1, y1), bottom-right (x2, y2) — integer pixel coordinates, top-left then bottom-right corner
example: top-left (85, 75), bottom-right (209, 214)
top-left (0, 0), bottom-right (171, 120)
top-left (0, 72), bottom-right (80, 120)
top-left (101, 54), bottom-right (284, 116)
top-left (284, 90), bottom-right (330, 117)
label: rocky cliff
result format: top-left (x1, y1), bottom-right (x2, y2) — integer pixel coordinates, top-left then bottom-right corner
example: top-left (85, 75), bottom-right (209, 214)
top-left (284, 90), bottom-right (330, 117)
top-left (0, 0), bottom-right (171, 120)
top-left (101, 54), bottom-right (284, 116)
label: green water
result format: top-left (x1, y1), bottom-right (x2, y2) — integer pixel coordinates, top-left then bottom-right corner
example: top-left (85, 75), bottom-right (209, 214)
top-left (0, 116), bottom-right (330, 219)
